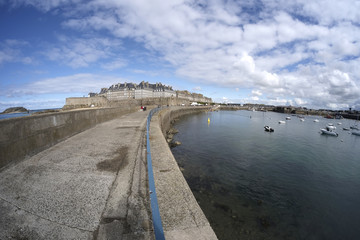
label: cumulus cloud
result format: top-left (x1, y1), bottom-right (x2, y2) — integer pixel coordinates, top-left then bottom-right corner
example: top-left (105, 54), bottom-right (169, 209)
top-left (3, 73), bottom-right (126, 96)
top-left (4, 0), bottom-right (360, 109)
top-left (0, 39), bottom-right (33, 65)
top-left (222, 97), bottom-right (228, 103)
top-left (251, 90), bottom-right (262, 97)
top-left (44, 36), bottom-right (123, 68)
top-left (101, 58), bottom-right (127, 71)
top-left (192, 86), bottom-right (202, 92)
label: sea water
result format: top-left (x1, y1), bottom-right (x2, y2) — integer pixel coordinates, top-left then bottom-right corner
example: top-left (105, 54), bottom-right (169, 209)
top-left (0, 108), bottom-right (61, 120)
top-left (171, 110), bottom-right (360, 240)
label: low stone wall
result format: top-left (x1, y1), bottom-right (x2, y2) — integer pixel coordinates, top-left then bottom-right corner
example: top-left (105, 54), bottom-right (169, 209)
top-left (149, 106), bottom-right (218, 239)
top-left (0, 106), bottom-right (139, 170)
top-left (64, 96), bottom-right (194, 110)
top-left (64, 96), bottom-right (109, 109)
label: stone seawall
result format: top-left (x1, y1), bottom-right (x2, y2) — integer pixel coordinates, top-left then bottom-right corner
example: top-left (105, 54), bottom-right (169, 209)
top-left (0, 106), bottom-right (139, 170)
top-left (150, 106), bottom-right (218, 239)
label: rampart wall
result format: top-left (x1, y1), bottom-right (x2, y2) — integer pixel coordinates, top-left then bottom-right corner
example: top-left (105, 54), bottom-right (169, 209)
top-left (64, 97), bottom-right (190, 110)
top-left (0, 105), bottom-right (139, 170)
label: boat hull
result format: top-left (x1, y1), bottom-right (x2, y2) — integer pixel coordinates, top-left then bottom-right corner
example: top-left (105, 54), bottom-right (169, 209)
top-left (320, 129), bottom-right (338, 136)
top-left (352, 131), bottom-right (360, 136)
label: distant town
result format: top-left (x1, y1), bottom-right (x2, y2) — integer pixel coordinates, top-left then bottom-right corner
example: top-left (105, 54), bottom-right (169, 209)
top-left (223, 103), bottom-right (360, 120)
top-left (88, 81), bottom-right (212, 103)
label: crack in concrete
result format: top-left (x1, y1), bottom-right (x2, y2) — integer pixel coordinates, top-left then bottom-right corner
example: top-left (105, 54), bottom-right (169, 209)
top-left (0, 196), bottom-right (92, 233)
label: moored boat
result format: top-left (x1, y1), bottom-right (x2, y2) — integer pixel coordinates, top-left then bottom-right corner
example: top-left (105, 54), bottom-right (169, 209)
top-left (264, 126), bottom-right (274, 132)
top-left (350, 126), bottom-right (359, 130)
top-left (320, 126), bottom-right (338, 136)
top-left (279, 120), bottom-right (286, 124)
top-left (352, 130), bottom-right (360, 136)
top-left (314, 119), bottom-right (319, 122)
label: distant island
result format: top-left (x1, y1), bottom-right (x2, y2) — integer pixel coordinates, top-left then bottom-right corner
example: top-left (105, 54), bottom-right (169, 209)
top-left (1, 107), bottom-right (28, 114)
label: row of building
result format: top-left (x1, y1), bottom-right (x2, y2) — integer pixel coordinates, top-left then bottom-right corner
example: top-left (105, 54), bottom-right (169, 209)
top-left (89, 81), bottom-right (212, 103)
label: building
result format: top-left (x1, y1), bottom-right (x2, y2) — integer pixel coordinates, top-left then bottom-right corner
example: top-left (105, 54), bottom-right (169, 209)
top-left (92, 81), bottom-right (211, 103)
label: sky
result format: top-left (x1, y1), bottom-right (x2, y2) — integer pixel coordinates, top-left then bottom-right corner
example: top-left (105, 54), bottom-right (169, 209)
top-left (1, 0), bottom-right (360, 112)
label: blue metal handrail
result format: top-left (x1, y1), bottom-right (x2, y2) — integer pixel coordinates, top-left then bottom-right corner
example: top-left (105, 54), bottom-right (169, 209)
top-left (146, 108), bottom-right (165, 240)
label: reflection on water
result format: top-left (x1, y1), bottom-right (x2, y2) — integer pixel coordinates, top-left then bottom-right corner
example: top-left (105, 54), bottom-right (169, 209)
top-left (172, 110), bottom-right (360, 240)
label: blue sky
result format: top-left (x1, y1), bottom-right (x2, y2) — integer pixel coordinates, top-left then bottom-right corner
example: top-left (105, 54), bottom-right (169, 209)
top-left (1, 0), bottom-right (360, 112)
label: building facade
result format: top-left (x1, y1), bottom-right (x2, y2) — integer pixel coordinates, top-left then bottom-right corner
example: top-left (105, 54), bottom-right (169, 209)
top-left (89, 81), bottom-right (211, 103)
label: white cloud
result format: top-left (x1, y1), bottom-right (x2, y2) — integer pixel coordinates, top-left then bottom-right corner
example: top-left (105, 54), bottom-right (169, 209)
top-left (222, 97), bottom-right (228, 103)
top-left (0, 39), bottom-right (33, 65)
top-left (251, 90), bottom-right (262, 97)
top-left (8, 0), bottom-right (82, 12)
top-left (44, 36), bottom-right (122, 68)
top-left (3, 0), bottom-right (360, 109)
top-left (101, 58), bottom-right (127, 71)
top-left (4, 73), bottom-right (127, 96)
top-left (192, 86), bottom-right (202, 92)
top-left (294, 98), bottom-right (307, 106)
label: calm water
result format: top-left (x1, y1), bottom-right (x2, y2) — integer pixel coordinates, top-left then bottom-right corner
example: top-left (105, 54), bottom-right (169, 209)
top-left (0, 109), bottom-right (60, 120)
top-left (171, 110), bottom-right (360, 240)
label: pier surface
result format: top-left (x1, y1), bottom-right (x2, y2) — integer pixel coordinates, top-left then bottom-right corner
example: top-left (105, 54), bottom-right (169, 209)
top-left (0, 110), bottom-right (152, 239)
top-left (0, 107), bottom-right (217, 239)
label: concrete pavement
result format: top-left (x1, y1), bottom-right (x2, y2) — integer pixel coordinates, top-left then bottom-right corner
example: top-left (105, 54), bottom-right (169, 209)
top-left (0, 110), bottom-right (153, 239)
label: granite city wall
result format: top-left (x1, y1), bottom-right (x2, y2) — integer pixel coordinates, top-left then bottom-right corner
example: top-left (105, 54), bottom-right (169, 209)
top-left (64, 97), bottom-right (194, 110)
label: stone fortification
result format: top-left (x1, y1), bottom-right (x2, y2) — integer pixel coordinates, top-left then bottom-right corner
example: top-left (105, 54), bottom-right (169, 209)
top-left (65, 81), bottom-right (212, 110)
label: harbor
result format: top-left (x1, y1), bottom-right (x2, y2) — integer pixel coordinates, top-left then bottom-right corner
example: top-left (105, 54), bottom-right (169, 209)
top-left (171, 110), bottom-right (360, 240)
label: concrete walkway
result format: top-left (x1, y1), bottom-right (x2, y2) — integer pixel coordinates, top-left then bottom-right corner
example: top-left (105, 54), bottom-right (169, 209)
top-left (0, 110), bottom-right (153, 239)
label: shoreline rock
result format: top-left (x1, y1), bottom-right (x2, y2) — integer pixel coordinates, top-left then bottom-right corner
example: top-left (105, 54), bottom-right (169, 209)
top-left (166, 127), bottom-right (181, 148)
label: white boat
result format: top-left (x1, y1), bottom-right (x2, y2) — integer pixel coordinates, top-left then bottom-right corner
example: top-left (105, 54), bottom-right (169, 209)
top-left (264, 126), bottom-right (274, 132)
top-left (279, 120), bottom-right (286, 124)
top-left (337, 122), bottom-right (342, 125)
top-left (286, 117), bottom-right (291, 120)
top-left (350, 126), bottom-right (359, 130)
top-left (320, 126), bottom-right (338, 136)
top-left (314, 119), bottom-right (319, 122)
top-left (300, 118), bottom-right (305, 122)
top-left (352, 130), bottom-right (360, 136)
